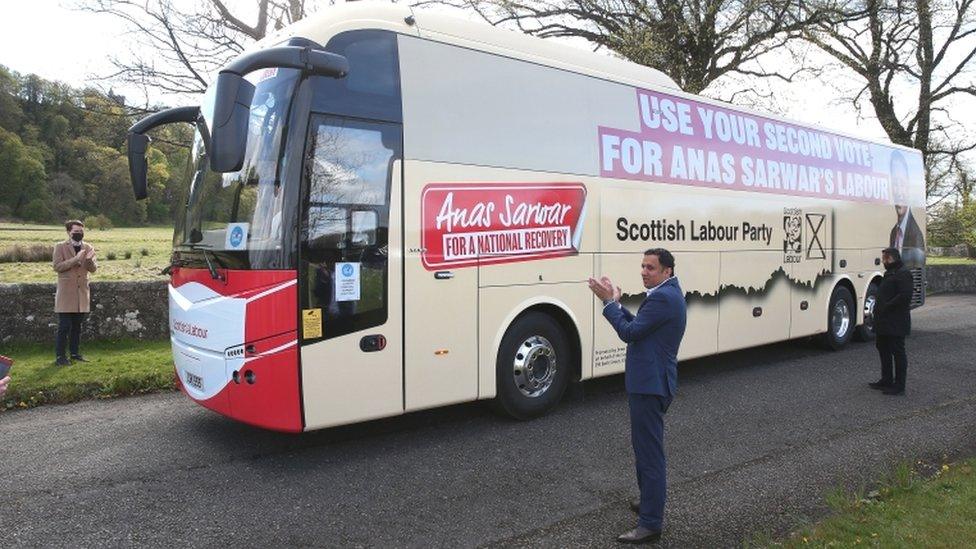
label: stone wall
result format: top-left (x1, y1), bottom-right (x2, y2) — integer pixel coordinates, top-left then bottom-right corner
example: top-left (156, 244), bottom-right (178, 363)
top-left (1, 265), bottom-right (974, 344)
top-left (0, 281), bottom-right (168, 345)
top-left (925, 264), bottom-right (976, 295)
top-left (927, 244), bottom-right (974, 258)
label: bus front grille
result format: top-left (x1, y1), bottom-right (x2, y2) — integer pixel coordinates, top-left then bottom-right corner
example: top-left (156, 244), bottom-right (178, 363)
top-left (910, 267), bottom-right (925, 309)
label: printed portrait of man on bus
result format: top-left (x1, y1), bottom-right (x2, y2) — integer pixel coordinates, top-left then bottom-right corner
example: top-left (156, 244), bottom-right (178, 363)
top-left (888, 151), bottom-right (925, 267)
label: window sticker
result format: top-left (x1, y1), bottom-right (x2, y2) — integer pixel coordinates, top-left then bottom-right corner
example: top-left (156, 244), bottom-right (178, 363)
top-left (335, 262), bottom-right (361, 302)
top-left (225, 222), bottom-right (250, 250)
top-left (302, 308), bottom-right (323, 339)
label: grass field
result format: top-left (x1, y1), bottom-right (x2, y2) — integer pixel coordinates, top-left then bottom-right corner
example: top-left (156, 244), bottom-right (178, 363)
top-left (0, 223), bottom-right (172, 283)
top-left (0, 339), bottom-right (176, 410)
top-left (926, 255), bottom-right (976, 265)
top-left (753, 459), bottom-right (976, 547)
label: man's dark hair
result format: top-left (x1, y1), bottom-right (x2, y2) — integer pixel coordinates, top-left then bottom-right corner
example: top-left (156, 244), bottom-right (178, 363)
top-left (64, 219), bottom-right (84, 232)
top-left (644, 248), bottom-right (676, 275)
top-left (882, 247), bottom-right (901, 261)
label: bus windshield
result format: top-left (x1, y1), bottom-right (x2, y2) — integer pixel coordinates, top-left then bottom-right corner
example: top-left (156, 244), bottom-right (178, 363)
top-left (174, 68), bottom-right (301, 260)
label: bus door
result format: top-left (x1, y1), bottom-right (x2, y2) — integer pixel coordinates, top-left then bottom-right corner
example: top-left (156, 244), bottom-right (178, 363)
top-left (403, 173), bottom-right (480, 411)
top-left (298, 115), bottom-right (404, 429)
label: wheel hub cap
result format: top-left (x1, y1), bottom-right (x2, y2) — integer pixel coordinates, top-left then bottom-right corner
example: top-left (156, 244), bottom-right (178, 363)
top-left (512, 335), bottom-right (557, 398)
top-left (833, 300), bottom-right (851, 338)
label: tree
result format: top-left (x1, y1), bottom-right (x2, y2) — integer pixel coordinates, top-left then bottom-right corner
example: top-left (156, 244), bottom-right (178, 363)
top-left (0, 127), bottom-right (49, 219)
top-left (145, 147), bottom-right (174, 223)
top-left (0, 66), bottom-right (24, 132)
top-left (802, 0), bottom-right (976, 197)
top-left (75, 0), bottom-right (317, 97)
top-left (48, 172), bottom-right (86, 221)
top-left (414, 0), bottom-right (833, 94)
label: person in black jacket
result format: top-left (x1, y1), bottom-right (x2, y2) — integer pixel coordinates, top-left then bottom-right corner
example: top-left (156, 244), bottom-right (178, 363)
top-left (869, 247), bottom-right (914, 395)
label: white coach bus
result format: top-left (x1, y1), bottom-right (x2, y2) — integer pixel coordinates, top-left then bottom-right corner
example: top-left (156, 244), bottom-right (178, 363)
top-left (127, 3), bottom-right (926, 432)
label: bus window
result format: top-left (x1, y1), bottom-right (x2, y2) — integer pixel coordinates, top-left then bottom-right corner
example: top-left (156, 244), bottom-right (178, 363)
top-left (300, 116), bottom-right (401, 341)
top-left (312, 30), bottom-right (402, 123)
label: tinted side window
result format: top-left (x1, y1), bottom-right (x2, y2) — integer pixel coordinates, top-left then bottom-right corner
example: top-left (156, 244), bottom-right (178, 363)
top-left (311, 30), bottom-right (402, 123)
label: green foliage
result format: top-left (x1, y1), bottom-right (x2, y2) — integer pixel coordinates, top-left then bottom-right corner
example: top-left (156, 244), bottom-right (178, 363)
top-left (106, 251), bottom-right (117, 260)
top-left (22, 198), bottom-right (53, 222)
top-left (0, 65), bottom-right (193, 227)
top-left (0, 126), bottom-right (49, 218)
top-left (84, 213), bottom-right (113, 230)
top-left (928, 202), bottom-right (976, 248)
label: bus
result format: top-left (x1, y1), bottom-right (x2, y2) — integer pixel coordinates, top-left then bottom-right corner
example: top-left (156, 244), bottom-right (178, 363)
top-left (126, 3), bottom-right (926, 433)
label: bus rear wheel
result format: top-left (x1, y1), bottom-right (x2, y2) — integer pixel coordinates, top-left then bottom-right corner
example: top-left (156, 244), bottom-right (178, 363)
top-left (822, 285), bottom-right (855, 350)
top-left (854, 281), bottom-right (880, 342)
top-left (492, 312), bottom-right (570, 420)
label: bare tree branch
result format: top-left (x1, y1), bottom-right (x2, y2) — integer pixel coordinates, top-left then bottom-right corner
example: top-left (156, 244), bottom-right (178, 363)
top-left (802, 0), bottom-right (976, 198)
top-left (71, 0), bottom-right (319, 101)
top-left (412, 0), bottom-right (834, 94)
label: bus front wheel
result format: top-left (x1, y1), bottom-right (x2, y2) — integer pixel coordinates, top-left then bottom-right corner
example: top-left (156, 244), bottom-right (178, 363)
top-left (492, 312), bottom-right (570, 420)
top-left (823, 285), bottom-right (856, 350)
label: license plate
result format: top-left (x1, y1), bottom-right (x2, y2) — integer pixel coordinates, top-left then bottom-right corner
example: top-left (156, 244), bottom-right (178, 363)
top-left (185, 371), bottom-right (204, 391)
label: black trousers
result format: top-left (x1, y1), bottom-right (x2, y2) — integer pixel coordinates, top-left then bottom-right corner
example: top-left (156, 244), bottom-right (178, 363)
top-left (875, 334), bottom-right (907, 389)
top-left (55, 312), bottom-right (86, 358)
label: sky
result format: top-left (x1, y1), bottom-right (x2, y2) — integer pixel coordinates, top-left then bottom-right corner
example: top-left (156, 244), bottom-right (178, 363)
top-left (0, 1), bottom-right (121, 92)
top-left (1, 0), bottom-right (970, 158)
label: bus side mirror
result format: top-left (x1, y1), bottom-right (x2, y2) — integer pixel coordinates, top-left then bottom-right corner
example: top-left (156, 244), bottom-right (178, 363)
top-left (127, 133), bottom-right (150, 200)
top-left (208, 45), bottom-right (348, 173)
top-left (209, 73), bottom-right (256, 173)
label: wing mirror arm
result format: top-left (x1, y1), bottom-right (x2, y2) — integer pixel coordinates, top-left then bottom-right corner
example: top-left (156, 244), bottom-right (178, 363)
top-left (126, 106), bottom-right (201, 200)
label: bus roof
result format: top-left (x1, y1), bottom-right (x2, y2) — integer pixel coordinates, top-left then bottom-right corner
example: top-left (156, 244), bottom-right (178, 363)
top-left (256, 2), bottom-right (917, 156)
top-left (259, 3), bottom-right (681, 93)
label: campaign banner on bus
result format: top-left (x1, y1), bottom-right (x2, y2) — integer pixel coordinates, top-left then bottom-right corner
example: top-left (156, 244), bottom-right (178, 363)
top-left (421, 183), bottom-right (587, 270)
top-left (598, 88), bottom-right (925, 206)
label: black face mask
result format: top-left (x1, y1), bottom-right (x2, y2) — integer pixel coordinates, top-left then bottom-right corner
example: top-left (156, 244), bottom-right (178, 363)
top-left (71, 232), bottom-right (84, 242)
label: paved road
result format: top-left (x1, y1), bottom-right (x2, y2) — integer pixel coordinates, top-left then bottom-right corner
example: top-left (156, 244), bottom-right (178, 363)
top-left (3, 295), bottom-right (975, 548)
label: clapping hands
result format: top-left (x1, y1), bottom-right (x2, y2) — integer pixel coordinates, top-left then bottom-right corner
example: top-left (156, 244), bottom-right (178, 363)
top-left (588, 276), bottom-right (621, 303)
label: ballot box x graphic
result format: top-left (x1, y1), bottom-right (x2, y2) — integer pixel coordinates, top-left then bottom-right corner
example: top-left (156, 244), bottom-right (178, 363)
top-left (806, 214), bottom-right (826, 260)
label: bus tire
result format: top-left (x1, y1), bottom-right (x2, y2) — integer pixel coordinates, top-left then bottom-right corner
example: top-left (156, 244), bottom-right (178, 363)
top-left (854, 281), bottom-right (880, 342)
top-left (492, 312), bottom-right (571, 420)
top-left (822, 285), bottom-right (855, 350)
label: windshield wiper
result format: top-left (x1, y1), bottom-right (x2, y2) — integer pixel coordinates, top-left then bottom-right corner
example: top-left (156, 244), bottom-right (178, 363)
top-left (183, 243), bottom-right (226, 281)
top-left (201, 248), bottom-right (226, 281)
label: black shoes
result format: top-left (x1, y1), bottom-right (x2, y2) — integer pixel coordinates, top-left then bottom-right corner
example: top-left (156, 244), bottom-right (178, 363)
top-left (55, 355), bottom-right (89, 366)
top-left (629, 497), bottom-right (641, 514)
top-left (869, 379), bottom-right (905, 395)
top-left (617, 526), bottom-right (662, 544)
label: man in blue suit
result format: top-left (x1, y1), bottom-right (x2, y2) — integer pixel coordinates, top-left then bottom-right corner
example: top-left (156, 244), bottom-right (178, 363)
top-left (588, 248), bottom-right (687, 544)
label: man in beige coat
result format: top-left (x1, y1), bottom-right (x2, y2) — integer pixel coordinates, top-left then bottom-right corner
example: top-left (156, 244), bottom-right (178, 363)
top-left (53, 220), bottom-right (97, 366)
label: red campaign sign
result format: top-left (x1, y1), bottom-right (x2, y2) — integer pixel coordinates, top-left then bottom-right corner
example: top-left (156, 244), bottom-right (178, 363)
top-left (421, 183), bottom-right (588, 270)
